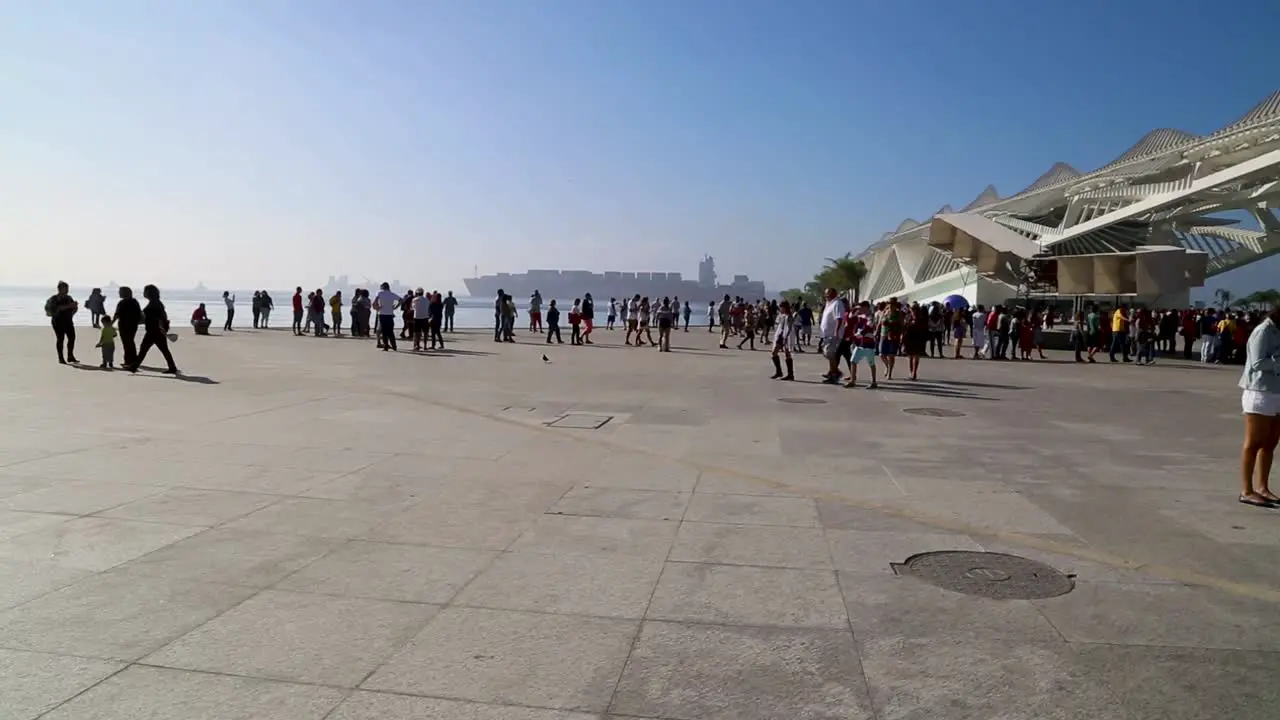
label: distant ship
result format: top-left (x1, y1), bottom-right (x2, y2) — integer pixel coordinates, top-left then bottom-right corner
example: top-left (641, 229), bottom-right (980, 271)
top-left (463, 255), bottom-right (767, 302)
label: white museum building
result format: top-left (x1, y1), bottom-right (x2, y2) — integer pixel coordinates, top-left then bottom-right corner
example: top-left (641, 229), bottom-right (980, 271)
top-left (854, 90), bottom-right (1280, 309)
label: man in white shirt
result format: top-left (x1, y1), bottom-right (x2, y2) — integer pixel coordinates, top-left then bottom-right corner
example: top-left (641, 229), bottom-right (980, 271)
top-left (819, 288), bottom-right (848, 382)
top-left (374, 282), bottom-right (400, 352)
top-left (411, 289), bottom-right (430, 351)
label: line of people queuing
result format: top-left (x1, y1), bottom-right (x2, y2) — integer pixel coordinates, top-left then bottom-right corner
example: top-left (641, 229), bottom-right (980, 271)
top-left (1065, 304), bottom-right (1267, 366)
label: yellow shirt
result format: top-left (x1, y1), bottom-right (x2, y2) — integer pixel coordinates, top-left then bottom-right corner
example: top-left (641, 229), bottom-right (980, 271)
top-left (329, 296), bottom-right (342, 312)
top-left (1217, 318), bottom-right (1234, 336)
top-left (1111, 310), bottom-right (1127, 333)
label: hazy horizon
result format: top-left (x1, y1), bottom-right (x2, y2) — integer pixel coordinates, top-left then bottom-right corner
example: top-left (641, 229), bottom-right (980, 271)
top-left (2, 0), bottom-right (1277, 296)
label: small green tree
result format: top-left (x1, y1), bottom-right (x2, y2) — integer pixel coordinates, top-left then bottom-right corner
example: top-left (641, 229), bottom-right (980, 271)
top-left (818, 254), bottom-right (868, 302)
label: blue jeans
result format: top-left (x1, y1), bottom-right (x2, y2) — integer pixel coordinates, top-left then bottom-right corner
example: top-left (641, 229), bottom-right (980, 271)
top-left (1137, 341), bottom-right (1154, 364)
top-left (1109, 331), bottom-right (1129, 362)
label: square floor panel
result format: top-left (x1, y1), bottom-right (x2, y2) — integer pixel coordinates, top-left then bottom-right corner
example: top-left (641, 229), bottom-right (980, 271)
top-left (40, 665), bottom-right (347, 720)
top-left (1, 480), bottom-right (166, 516)
top-left (362, 606), bottom-right (637, 712)
top-left (838, 572), bottom-right (1061, 642)
top-left (508, 514), bottom-right (678, 560)
top-left (0, 648), bottom-right (123, 720)
top-left (275, 541), bottom-right (496, 603)
top-left (548, 487), bottom-right (690, 521)
top-left (144, 590), bottom-right (438, 686)
top-left (0, 569), bottom-right (256, 660)
top-left (0, 518), bottom-right (202, 572)
top-left (610, 620), bottom-right (872, 720)
top-left (858, 636), bottom-right (1119, 720)
top-left (647, 562), bottom-right (847, 629)
top-left (96, 488), bottom-right (279, 527)
top-left (683, 493), bottom-right (820, 527)
top-left (1034, 581), bottom-right (1280, 651)
top-left (453, 551), bottom-right (664, 618)
top-left (669, 522), bottom-right (832, 569)
top-left (123, 529), bottom-right (341, 588)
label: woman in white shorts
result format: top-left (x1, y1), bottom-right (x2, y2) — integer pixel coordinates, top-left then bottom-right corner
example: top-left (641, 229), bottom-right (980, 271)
top-left (1238, 306), bottom-right (1280, 507)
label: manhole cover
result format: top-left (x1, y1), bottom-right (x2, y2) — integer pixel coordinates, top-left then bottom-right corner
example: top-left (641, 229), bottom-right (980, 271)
top-left (891, 551), bottom-right (1074, 600)
top-left (547, 413), bottom-right (613, 430)
top-left (903, 407), bottom-right (965, 418)
top-left (778, 398), bottom-right (827, 405)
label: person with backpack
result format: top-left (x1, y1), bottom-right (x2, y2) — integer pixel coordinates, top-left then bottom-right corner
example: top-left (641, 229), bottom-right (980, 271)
top-left (45, 281), bottom-right (80, 364)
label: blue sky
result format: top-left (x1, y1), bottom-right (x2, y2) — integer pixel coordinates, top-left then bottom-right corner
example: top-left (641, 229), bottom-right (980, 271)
top-left (2, 0), bottom-right (1276, 294)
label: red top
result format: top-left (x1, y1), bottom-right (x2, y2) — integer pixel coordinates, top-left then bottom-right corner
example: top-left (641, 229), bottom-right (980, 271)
top-left (1181, 313), bottom-right (1197, 337)
top-left (292, 293), bottom-right (303, 311)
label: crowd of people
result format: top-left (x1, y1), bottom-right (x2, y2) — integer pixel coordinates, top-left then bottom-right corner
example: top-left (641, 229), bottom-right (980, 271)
top-left (39, 279), bottom-right (1280, 511)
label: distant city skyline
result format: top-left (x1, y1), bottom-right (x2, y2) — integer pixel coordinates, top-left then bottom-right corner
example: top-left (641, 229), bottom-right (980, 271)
top-left (2, 1), bottom-right (1276, 297)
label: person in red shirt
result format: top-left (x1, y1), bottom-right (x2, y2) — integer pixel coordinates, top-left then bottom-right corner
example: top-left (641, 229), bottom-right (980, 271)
top-left (1180, 309), bottom-right (1199, 360)
top-left (844, 301), bottom-right (878, 389)
top-left (291, 287), bottom-right (304, 336)
top-left (191, 304), bottom-right (211, 335)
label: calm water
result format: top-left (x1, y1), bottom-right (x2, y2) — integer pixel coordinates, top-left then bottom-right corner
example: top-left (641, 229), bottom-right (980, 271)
top-left (0, 287), bottom-right (515, 329)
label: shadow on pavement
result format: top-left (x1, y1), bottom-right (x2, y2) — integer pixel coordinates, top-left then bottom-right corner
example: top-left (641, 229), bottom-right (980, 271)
top-left (70, 364), bottom-right (220, 385)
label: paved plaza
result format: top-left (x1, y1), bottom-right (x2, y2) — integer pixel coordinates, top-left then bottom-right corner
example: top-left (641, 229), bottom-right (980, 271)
top-left (0, 323), bottom-right (1277, 719)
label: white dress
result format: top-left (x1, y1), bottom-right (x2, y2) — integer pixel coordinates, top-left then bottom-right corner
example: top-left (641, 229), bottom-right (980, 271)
top-left (971, 311), bottom-right (987, 350)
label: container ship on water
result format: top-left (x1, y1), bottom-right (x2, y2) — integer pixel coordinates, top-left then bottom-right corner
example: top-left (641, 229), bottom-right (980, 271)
top-left (462, 255), bottom-right (767, 302)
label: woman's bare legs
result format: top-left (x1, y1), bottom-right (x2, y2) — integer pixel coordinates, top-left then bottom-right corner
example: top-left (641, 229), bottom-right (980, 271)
top-left (1241, 414), bottom-right (1279, 502)
top-left (1256, 416), bottom-right (1280, 501)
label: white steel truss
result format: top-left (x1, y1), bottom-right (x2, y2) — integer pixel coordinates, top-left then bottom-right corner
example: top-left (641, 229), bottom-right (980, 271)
top-left (856, 90), bottom-right (1280, 304)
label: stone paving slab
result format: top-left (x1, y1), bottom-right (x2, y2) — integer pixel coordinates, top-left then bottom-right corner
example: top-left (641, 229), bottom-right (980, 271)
top-left (0, 324), bottom-right (1278, 719)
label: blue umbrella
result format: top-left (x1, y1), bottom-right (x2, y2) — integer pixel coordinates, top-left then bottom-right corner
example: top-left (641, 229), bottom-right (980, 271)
top-left (943, 294), bottom-right (969, 310)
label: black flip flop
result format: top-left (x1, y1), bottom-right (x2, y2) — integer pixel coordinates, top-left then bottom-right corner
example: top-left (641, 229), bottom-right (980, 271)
top-left (1238, 494), bottom-right (1275, 508)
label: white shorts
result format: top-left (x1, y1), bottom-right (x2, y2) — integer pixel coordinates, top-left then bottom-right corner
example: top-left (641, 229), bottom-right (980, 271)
top-left (1242, 389), bottom-right (1280, 416)
top-left (851, 346), bottom-right (877, 366)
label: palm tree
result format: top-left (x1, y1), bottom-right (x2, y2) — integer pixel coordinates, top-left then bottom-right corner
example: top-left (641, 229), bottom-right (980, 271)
top-left (820, 254), bottom-right (869, 302)
top-left (1214, 288), bottom-right (1234, 310)
top-left (1239, 289), bottom-right (1280, 310)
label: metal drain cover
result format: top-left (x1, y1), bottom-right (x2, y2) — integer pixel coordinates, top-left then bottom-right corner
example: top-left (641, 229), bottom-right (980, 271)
top-left (548, 413), bottom-right (613, 430)
top-left (891, 551), bottom-right (1074, 600)
top-left (778, 398), bottom-right (827, 405)
top-left (903, 407), bottom-right (965, 418)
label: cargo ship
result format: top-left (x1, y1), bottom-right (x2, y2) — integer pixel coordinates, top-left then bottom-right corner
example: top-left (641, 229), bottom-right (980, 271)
top-left (462, 255), bottom-right (766, 302)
